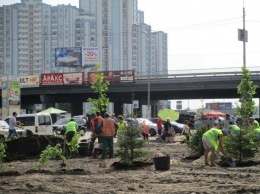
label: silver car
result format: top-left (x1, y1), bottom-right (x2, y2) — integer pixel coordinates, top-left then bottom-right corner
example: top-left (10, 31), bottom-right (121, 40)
top-left (138, 118), bottom-right (158, 136)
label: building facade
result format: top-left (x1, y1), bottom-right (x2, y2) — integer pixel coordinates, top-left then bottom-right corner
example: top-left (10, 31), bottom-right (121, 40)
top-left (0, 0), bottom-right (167, 76)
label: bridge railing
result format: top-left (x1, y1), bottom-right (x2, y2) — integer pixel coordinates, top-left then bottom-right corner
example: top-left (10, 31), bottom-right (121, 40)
top-left (135, 66), bottom-right (260, 80)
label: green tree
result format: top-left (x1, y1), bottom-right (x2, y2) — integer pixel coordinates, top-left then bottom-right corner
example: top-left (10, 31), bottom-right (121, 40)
top-left (87, 64), bottom-right (110, 114)
top-left (116, 125), bottom-right (150, 166)
top-left (236, 67), bottom-right (257, 128)
top-left (223, 67), bottom-right (259, 162)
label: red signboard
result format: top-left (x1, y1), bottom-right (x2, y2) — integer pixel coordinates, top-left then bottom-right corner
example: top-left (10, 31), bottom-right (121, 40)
top-left (87, 70), bottom-right (134, 83)
top-left (41, 73), bottom-right (84, 86)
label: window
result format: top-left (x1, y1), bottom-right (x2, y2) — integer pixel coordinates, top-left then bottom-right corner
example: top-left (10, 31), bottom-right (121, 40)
top-left (17, 117), bottom-right (34, 126)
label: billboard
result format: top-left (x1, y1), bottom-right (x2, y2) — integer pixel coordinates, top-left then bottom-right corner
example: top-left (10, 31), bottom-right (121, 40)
top-left (40, 73), bottom-right (84, 86)
top-left (205, 102), bottom-right (232, 110)
top-left (88, 70), bottom-right (134, 83)
top-left (82, 47), bottom-right (99, 68)
top-left (55, 47), bottom-right (82, 67)
top-left (20, 75), bottom-right (39, 88)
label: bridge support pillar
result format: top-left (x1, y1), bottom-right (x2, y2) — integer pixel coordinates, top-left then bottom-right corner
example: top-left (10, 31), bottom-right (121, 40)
top-left (71, 101), bottom-right (83, 117)
top-left (40, 95), bottom-right (55, 110)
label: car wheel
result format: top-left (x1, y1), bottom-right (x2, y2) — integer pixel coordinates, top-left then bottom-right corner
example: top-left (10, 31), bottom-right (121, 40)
top-left (26, 130), bottom-right (33, 136)
top-left (150, 128), bottom-right (156, 136)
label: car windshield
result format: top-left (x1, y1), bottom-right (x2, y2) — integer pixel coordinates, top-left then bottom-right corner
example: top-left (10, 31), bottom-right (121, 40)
top-left (0, 121), bottom-right (9, 128)
top-left (54, 118), bottom-right (70, 125)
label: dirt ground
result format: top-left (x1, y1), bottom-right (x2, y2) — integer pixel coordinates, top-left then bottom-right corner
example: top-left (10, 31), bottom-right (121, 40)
top-left (1, 135), bottom-right (260, 194)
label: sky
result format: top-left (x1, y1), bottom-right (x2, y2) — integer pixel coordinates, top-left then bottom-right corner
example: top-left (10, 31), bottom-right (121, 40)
top-left (1, 0), bottom-right (260, 110)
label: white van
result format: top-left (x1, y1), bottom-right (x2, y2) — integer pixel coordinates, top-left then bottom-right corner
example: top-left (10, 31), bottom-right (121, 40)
top-left (5, 113), bottom-right (54, 136)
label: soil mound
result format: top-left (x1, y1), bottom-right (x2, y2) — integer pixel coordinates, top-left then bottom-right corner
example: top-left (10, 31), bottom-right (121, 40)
top-left (4, 136), bottom-right (64, 161)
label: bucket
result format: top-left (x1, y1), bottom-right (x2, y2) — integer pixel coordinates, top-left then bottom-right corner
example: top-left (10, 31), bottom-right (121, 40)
top-left (78, 142), bottom-right (89, 157)
top-left (153, 155), bottom-right (170, 170)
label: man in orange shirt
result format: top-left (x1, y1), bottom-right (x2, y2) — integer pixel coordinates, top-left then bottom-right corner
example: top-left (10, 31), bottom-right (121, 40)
top-left (97, 112), bottom-right (118, 159)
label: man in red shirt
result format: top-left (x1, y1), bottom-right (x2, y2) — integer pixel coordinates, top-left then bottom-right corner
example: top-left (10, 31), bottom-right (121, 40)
top-left (157, 117), bottom-right (163, 136)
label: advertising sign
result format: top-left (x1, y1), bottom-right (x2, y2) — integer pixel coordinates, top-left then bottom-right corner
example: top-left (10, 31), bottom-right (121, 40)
top-left (205, 102), bottom-right (232, 110)
top-left (133, 100), bottom-right (139, 109)
top-left (20, 75), bottom-right (40, 88)
top-left (55, 47), bottom-right (82, 67)
top-left (63, 73), bottom-right (84, 85)
top-left (40, 73), bottom-right (84, 86)
top-left (88, 70), bottom-right (134, 83)
top-left (82, 47), bottom-right (99, 68)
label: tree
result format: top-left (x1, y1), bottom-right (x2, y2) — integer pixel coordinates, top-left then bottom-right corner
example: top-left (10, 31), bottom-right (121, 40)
top-left (223, 67), bottom-right (259, 162)
top-left (116, 125), bottom-right (150, 166)
top-left (87, 64), bottom-right (110, 114)
top-left (236, 67), bottom-right (257, 128)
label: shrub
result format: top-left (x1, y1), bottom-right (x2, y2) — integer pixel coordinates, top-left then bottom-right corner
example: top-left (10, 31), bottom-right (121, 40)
top-left (116, 125), bottom-right (150, 166)
top-left (223, 129), bottom-right (260, 159)
top-left (35, 144), bottom-right (67, 170)
top-left (187, 125), bottom-right (208, 156)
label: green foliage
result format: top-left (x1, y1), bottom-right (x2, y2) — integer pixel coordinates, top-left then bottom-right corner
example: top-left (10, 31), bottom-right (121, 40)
top-left (187, 125), bottom-right (207, 156)
top-left (223, 67), bottom-right (259, 162)
top-left (0, 143), bottom-right (9, 172)
top-left (236, 67), bottom-right (257, 128)
top-left (87, 64), bottom-right (110, 113)
top-left (223, 129), bottom-right (260, 159)
top-left (116, 125), bottom-right (150, 166)
top-left (66, 131), bottom-right (82, 155)
top-left (35, 144), bottom-right (67, 170)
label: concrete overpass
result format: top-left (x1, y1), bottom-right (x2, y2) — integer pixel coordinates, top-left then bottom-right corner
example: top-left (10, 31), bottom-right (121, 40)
top-left (18, 70), bottom-right (260, 116)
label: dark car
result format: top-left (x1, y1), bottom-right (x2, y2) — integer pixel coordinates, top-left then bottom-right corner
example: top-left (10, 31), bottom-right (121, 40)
top-left (53, 118), bottom-right (87, 135)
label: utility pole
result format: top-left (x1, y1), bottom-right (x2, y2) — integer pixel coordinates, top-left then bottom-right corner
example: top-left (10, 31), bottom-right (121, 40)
top-left (243, 6), bottom-right (246, 68)
top-left (238, 1), bottom-right (247, 68)
top-left (148, 25), bottom-right (151, 119)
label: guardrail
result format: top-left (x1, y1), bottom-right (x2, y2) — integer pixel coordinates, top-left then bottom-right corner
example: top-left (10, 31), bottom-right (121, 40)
top-left (135, 70), bottom-right (260, 80)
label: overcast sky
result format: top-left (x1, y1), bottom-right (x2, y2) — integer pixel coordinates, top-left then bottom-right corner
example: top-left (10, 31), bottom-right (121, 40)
top-left (2, 0), bottom-right (260, 110)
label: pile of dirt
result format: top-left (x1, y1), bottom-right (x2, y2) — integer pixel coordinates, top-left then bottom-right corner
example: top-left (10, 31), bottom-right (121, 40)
top-left (4, 136), bottom-right (64, 161)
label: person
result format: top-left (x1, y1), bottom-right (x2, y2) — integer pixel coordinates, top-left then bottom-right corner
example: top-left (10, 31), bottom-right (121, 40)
top-left (181, 120), bottom-right (190, 141)
top-left (222, 113), bottom-right (236, 128)
top-left (98, 112), bottom-right (118, 159)
top-left (65, 118), bottom-right (78, 142)
top-left (8, 112), bottom-right (21, 139)
top-left (111, 113), bottom-right (118, 122)
top-left (157, 117), bottom-right (163, 136)
top-left (202, 127), bottom-right (229, 167)
top-left (249, 117), bottom-right (259, 129)
top-left (132, 115), bottom-right (139, 128)
top-left (90, 113), bottom-right (103, 144)
top-left (141, 120), bottom-right (149, 142)
top-left (117, 115), bottom-right (127, 143)
top-left (161, 118), bottom-right (174, 143)
top-left (229, 124), bottom-right (241, 137)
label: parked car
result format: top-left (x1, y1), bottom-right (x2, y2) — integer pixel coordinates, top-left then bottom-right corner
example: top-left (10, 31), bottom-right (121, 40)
top-left (0, 120), bottom-right (27, 141)
top-left (170, 121), bottom-right (184, 134)
top-left (138, 118), bottom-right (159, 136)
top-left (149, 118), bottom-right (184, 135)
top-left (125, 117), bottom-right (158, 136)
top-left (53, 117), bottom-right (87, 135)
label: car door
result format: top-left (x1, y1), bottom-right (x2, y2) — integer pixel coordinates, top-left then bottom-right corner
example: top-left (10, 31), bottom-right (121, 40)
top-left (38, 115), bottom-right (53, 135)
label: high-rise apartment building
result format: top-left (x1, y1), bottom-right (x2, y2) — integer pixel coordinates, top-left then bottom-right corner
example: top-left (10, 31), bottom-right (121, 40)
top-left (0, 0), bottom-right (79, 76)
top-left (79, 0), bottom-right (167, 75)
top-left (0, 0), bottom-right (167, 76)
